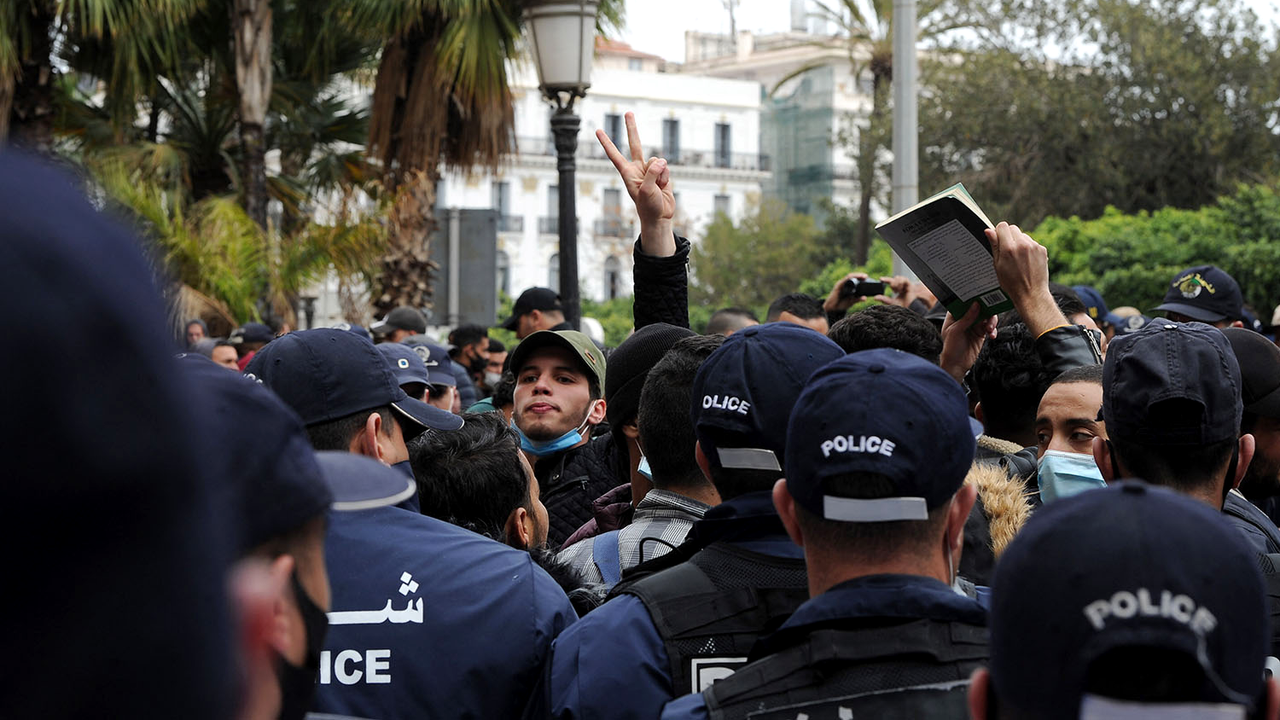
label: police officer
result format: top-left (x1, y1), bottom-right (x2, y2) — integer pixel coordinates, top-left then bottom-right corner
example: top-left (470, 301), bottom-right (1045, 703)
top-left (1223, 327), bottom-right (1280, 543)
top-left (377, 340), bottom-right (459, 412)
top-left (247, 329), bottom-right (578, 719)
top-left (663, 348), bottom-right (987, 719)
top-left (246, 328), bottom-right (462, 513)
top-left (1, 152), bottom-right (234, 720)
top-left (970, 482), bottom-right (1277, 719)
top-left (1094, 322), bottom-right (1256, 528)
top-left (183, 354), bottom-right (417, 720)
top-left (539, 323), bottom-right (845, 720)
top-left (1153, 264), bottom-right (1247, 329)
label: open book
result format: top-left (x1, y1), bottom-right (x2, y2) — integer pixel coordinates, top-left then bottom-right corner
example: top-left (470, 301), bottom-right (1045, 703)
top-left (875, 183), bottom-right (1014, 319)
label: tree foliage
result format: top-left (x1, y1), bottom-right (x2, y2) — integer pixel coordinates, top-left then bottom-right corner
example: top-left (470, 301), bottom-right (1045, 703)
top-left (94, 156), bottom-right (387, 327)
top-left (690, 199), bottom-right (827, 309)
top-left (919, 0), bottom-right (1280, 228)
top-left (1034, 182), bottom-right (1280, 314)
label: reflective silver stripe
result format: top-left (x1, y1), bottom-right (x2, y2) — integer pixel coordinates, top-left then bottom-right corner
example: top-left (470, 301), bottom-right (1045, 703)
top-left (332, 479), bottom-right (417, 512)
top-left (1079, 695), bottom-right (1245, 720)
top-left (717, 448), bottom-right (781, 471)
top-left (822, 496), bottom-right (928, 522)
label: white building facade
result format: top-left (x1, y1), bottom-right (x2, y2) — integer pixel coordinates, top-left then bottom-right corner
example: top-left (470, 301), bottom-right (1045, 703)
top-left (438, 41), bottom-right (769, 303)
top-left (680, 27), bottom-right (883, 228)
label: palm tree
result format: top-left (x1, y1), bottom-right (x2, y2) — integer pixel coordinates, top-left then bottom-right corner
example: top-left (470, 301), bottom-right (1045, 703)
top-left (231, 0), bottom-right (272, 228)
top-left (773, 0), bottom-right (974, 265)
top-left (91, 152), bottom-right (386, 332)
top-left (0, 0), bottom-right (201, 151)
top-left (347, 0), bottom-right (623, 314)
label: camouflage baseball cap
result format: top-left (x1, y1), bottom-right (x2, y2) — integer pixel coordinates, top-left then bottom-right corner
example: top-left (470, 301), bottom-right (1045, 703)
top-left (508, 330), bottom-right (607, 389)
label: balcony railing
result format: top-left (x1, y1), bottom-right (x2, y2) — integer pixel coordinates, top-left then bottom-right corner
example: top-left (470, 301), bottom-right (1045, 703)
top-left (515, 136), bottom-right (769, 172)
top-left (594, 216), bottom-right (634, 238)
top-left (538, 216), bottom-right (559, 234)
top-left (496, 214), bottom-right (524, 233)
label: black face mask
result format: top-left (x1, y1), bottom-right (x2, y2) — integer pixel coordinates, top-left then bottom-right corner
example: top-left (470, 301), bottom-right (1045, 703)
top-left (466, 352), bottom-right (487, 375)
top-left (276, 571), bottom-right (329, 720)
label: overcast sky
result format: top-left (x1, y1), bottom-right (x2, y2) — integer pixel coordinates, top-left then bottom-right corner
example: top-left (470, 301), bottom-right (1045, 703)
top-left (620, 0), bottom-right (1280, 63)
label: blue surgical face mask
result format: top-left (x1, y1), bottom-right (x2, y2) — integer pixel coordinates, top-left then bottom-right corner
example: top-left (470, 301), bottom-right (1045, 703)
top-left (512, 401), bottom-right (598, 458)
top-left (637, 454), bottom-right (653, 480)
top-left (1038, 449), bottom-right (1106, 504)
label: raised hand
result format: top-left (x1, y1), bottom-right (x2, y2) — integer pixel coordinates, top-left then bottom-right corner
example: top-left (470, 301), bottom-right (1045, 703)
top-left (985, 221), bottom-right (1066, 336)
top-left (939, 302), bottom-right (999, 385)
top-left (596, 111), bottom-right (676, 255)
top-left (822, 272), bottom-right (869, 314)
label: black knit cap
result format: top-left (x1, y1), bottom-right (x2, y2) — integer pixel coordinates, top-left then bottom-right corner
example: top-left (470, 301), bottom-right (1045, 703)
top-left (605, 322), bottom-right (696, 427)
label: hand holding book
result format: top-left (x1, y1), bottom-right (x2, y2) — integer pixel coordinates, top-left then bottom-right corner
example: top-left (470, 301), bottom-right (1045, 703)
top-left (986, 222), bottom-right (1069, 337)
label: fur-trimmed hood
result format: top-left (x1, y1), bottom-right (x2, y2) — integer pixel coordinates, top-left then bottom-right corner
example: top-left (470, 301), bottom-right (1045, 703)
top-left (960, 461), bottom-right (1032, 585)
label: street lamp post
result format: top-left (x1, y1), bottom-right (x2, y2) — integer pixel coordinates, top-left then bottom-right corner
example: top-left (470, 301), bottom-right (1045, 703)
top-left (524, 0), bottom-right (598, 331)
top-left (891, 0), bottom-right (919, 280)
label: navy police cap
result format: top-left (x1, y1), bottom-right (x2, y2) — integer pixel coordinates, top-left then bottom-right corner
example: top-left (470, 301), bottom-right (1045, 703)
top-left (785, 348), bottom-right (975, 522)
top-left (244, 328), bottom-right (463, 435)
top-left (1154, 264), bottom-right (1244, 323)
top-left (397, 337), bottom-right (459, 387)
top-left (1103, 320), bottom-right (1241, 446)
top-left (989, 481), bottom-right (1267, 717)
top-left (182, 354), bottom-right (417, 553)
top-left (690, 322), bottom-right (844, 473)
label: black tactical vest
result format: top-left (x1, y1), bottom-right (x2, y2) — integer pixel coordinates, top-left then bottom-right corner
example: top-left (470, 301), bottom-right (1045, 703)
top-left (616, 541), bottom-right (809, 697)
top-left (701, 617), bottom-right (989, 720)
top-left (1255, 553), bottom-right (1280, 660)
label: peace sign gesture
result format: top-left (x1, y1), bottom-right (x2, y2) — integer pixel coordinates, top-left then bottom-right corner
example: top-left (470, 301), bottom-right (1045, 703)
top-left (596, 111), bottom-right (676, 254)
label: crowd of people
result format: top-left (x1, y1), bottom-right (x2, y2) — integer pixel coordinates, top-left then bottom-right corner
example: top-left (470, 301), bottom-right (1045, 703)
top-left (8, 111), bottom-right (1280, 720)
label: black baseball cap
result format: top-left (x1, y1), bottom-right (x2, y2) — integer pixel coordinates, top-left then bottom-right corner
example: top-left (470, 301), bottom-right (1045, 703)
top-left (1103, 321), bottom-right (1242, 445)
top-left (330, 321), bottom-right (372, 341)
top-left (378, 342), bottom-right (432, 387)
top-left (230, 321), bottom-right (274, 345)
top-left (1154, 265), bottom-right (1244, 323)
top-left (1072, 285), bottom-right (1122, 327)
top-left (691, 322), bottom-right (845, 472)
top-left (785, 349), bottom-right (975, 521)
top-left (501, 287), bottom-right (563, 330)
top-left (370, 306), bottom-right (427, 335)
top-left (989, 481), bottom-right (1268, 718)
top-left (1113, 313), bottom-right (1154, 336)
top-left (182, 354), bottom-right (414, 553)
top-left (1223, 327), bottom-right (1280, 419)
top-left (244, 328), bottom-right (463, 435)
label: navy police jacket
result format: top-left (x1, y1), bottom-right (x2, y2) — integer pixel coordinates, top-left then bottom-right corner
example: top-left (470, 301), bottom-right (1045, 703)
top-left (536, 492), bottom-right (804, 720)
top-left (659, 574), bottom-right (989, 719)
top-left (313, 504), bottom-right (577, 719)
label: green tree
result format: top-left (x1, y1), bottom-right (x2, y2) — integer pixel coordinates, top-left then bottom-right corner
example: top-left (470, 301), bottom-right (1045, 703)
top-left (1, 0), bottom-right (202, 151)
top-left (691, 199), bottom-right (826, 309)
top-left (919, 0), bottom-right (1280, 227)
top-left (1033, 182), bottom-right (1280, 314)
top-left (93, 155), bottom-right (386, 331)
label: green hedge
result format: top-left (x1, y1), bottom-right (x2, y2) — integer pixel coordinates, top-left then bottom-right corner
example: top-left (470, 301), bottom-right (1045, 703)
top-left (1034, 183), bottom-right (1280, 315)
